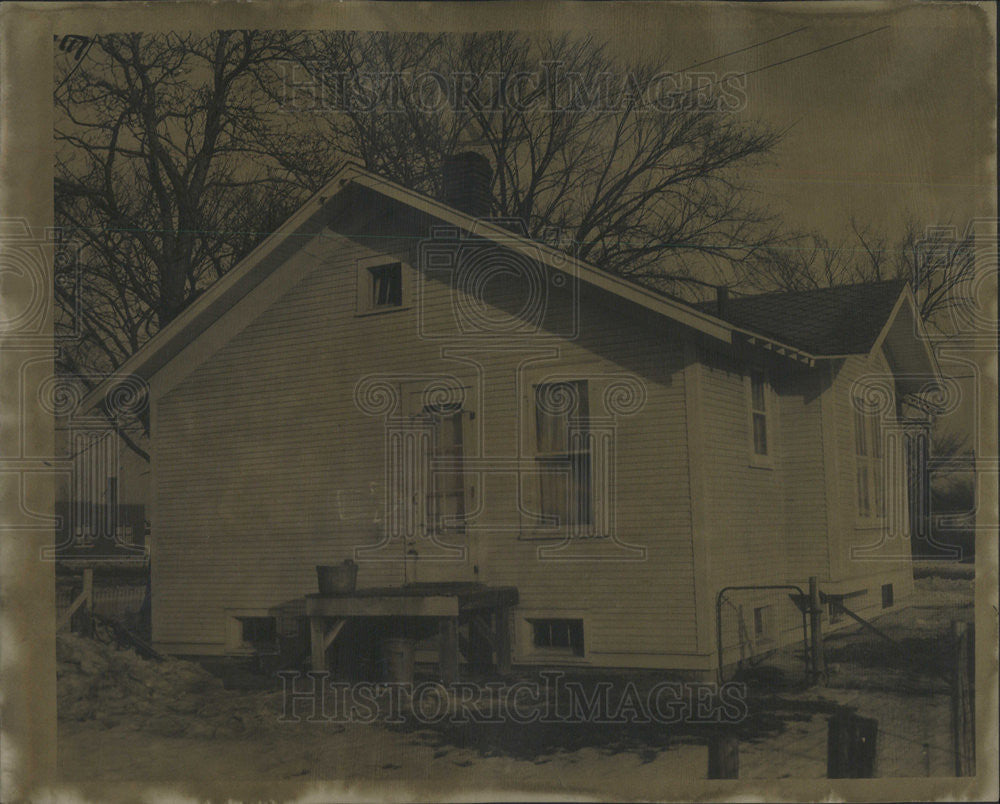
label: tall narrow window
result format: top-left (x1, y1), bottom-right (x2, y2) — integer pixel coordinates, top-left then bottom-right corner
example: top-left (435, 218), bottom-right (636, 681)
top-left (855, 405), bottom-right (884, 518)
top-left (749, 369), bottom-right (769, 457)
top-left (534, 381), bottom-right (592, 528)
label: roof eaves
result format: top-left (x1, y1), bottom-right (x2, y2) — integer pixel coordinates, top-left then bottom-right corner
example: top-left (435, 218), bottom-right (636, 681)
top-left (349, 170), bottom-right (737, 344)
top-left (81, 162), bottom-right (829, 411)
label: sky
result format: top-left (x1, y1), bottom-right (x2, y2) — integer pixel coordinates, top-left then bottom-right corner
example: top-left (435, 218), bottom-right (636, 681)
top-left (601, 2), bottom-right (995, 244)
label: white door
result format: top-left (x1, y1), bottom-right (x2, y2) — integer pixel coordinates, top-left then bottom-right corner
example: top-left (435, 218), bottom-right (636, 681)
top-left (403, 386), bottom-right (477, 584)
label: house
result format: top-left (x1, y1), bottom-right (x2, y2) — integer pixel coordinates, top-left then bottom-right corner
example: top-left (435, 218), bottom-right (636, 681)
top-left (80, 153), bottom-right (943, 676)
top-left (52, 417), bottom-right (149, 563)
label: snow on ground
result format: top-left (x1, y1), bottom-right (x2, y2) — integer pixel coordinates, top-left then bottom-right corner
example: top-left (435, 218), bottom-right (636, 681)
top-left (56, 575), bottom-right (974, 789)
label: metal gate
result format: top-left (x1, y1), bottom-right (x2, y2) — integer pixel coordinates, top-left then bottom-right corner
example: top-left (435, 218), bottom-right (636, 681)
top-left (716, 584), bottom-right (810, 684)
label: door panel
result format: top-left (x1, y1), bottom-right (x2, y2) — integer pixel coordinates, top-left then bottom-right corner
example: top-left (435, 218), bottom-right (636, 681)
top-left (402, 386), bottom-right (476, 583)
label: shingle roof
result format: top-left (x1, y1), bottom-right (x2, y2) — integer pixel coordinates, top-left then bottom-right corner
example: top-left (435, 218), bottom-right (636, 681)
top-left (695, 280), bottom-right (907, 356)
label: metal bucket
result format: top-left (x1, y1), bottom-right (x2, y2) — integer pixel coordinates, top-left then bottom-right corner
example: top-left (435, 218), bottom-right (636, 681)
top-left (381, 637), bottom-right (416, 684)
top-left (316, 560), bottom-right (358, 595)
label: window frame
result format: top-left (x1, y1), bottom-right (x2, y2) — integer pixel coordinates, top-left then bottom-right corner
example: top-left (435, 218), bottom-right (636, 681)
top-left (853, 402), bottom-right (886, 521)
top-left (526, 378), bottom-right (594, 536)
top-left (224, 609), bottom-right (279, 655)
top-left (881, 583), bottom-right (894, 609)
top-left (355, 255), bottom-right (411, 316)
top-left (745, 367), bottom-right (775, 469)
top-left (518, 610), bottom-right (589, 661)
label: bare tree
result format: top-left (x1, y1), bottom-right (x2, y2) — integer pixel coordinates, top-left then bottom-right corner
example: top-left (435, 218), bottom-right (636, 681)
top-left (56, 29), bottom-right (792, 457)
top-left (271, 31), bottom-right (787, 292)
top-left (55, 31), bottom-right (304, 375)
top-left (738, 216), bottom-right (977, 331)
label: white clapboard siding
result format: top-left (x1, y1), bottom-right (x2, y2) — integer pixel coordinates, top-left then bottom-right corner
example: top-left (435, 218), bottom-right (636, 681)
top-left (827, 350), bottom-right (914, 599)
top-left (695, 346), bottom-right (789, 590)
top-left (152, 227), bottom-right (700, 664)
top-left (778, 368), bottom-right (831, 582)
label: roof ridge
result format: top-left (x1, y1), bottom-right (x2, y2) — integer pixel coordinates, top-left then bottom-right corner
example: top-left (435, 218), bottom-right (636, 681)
top-left (727, 277), bottom-right (906, 303)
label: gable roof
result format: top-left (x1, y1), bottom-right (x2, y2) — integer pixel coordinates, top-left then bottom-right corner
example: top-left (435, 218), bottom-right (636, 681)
top-left (696, 280), bottom-right (908, 356)
top-left (79, 163), bottom-right (936, 412)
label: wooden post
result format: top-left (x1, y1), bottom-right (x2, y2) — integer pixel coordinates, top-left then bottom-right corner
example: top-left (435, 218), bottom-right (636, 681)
top-left (827, 712), bottom-right (878, 778)
top-left (809, 576), bottom-right (825, 685)
top-left (310, 617), bottom-right (327, 673)
top-left (495, 607), bottom-right (512, 674)
top-left (439, 617), bottom-right (459, 685)
top-left (467, 614), bottom-right (492, 673)
top-left (707, 732), bottom-right (739, 779)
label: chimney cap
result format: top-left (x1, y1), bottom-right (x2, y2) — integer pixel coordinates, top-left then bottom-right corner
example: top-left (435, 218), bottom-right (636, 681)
top-left (715, 285), bottom-right (729, 317)
top-left (443, 151), bottom-right (492, 171)
top-left (441, 151), bottom-right (493, 218)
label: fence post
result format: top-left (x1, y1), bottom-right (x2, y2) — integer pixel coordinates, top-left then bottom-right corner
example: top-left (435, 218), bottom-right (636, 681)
top-left (708, 732), bottom-right (739, 779)
top-left (827, 712), bottom-right (878, 778)
top-left (809, 576), bottom-right (825, 685)
top-left (950, 620), bottom-right (973, 776)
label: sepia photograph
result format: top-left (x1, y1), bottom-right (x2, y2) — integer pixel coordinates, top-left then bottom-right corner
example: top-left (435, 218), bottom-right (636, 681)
top-left (0, 1), bottom-right (996, 801)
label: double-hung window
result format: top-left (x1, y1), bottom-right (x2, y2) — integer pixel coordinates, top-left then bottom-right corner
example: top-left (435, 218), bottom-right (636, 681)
top-left (747, 369), bottom-right (773, 467)
top-left (533, 380), bottom-right (592, 530)
top-left (854, 404), bottom-right (885, 519)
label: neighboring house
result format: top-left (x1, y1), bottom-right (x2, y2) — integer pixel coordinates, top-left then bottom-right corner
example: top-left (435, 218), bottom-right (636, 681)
top-left (53, 409), bottom-right (149, 563)
top-left (81, 154), bottom-right (942, 675)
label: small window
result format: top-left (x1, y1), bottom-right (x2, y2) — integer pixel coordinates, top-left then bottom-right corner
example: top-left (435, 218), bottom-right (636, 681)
top-left (530, 618), bottom-right (584, 656)
top-left (753, 605), bottom-right (772, 639)
top-left (368, 262), bottom-right (402, 308)
top-left (239, 616), bottom-right (277, 650)
top-left (881, 583), bottom-right (894, 609)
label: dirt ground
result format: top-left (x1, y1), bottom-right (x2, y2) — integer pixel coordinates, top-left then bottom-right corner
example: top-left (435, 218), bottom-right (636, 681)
top-left (55, 574), bottom-right (974, 794)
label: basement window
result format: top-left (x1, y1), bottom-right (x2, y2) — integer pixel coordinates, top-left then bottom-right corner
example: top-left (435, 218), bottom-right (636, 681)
top-left (881, 583), bottom-right (894, 609)
top-left (239, 616), bottom-right (277, 651)
top-left (753, 605), bottom-right (773, 640)
top-left (530, 618), bottom-right (585, 656)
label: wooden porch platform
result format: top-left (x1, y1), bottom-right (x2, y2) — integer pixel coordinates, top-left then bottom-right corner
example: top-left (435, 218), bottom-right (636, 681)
top-left (306, 583), bottom-right (519, 682)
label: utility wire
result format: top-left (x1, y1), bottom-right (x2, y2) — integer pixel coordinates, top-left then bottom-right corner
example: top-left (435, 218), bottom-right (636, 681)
top-left (730, 25), bottom-right (890, 82)
top-left (676, 26), bottom-right (810, 73)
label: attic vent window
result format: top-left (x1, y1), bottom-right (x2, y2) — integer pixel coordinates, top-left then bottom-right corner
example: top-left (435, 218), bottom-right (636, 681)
top-left (357, 258), bottom-right (407, 315)
top-left (369, 262), bottom-right (402, 308)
